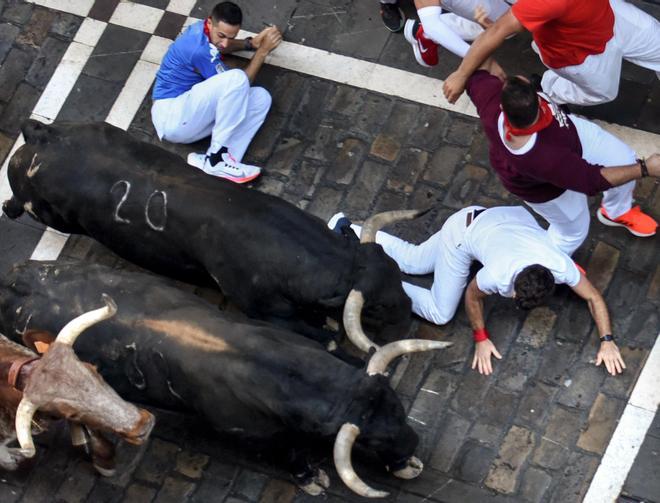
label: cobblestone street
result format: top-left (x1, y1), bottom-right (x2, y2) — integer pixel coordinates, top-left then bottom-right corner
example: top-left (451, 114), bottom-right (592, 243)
top-left (0, 1), bottom-right (658, 502)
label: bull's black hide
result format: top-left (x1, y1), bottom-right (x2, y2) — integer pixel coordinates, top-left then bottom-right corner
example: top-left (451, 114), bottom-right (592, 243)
top-left (4, 120), bottom-right (412, 346)
top-left (0, 261), bottom-right (423, 495)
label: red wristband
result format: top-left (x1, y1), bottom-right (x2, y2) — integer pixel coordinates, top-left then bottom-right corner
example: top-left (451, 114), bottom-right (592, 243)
top-left (473, 328), bottom-right (489, 343)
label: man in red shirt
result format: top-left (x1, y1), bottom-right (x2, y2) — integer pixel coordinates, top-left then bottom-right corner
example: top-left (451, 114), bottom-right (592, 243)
top-left (443, 0), bottom-right (660, 105)
top-left (463, 59), bottom-right (659, 255)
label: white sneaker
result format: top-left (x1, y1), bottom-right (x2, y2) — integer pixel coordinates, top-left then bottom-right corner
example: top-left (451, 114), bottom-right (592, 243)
top-left (187, 151), bottom-right (261, 184)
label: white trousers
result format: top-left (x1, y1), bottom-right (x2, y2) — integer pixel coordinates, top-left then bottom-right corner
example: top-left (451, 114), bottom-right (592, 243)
top-left (541, 0), bottom-right (660, 105)
top-left (526, 115), bottom-right (635, 255)
top-left (151, 69), bottom-right (271, 160)
top-left (352, 206), bottom-right (482, 325)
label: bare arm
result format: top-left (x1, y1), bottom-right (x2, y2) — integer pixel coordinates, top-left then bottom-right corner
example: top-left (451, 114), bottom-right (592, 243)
top-left (465, 279), bottom-right (502, 375)
top-left (600, 154), bottom-right (660, 186)
top-left (571, 274), bottom-right (626, 375)
top-left (443, 10), bottom-right (524, 103)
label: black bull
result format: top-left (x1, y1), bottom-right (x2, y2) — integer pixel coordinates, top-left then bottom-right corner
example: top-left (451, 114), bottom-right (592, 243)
top-left (0, 261), bottom-right (450, 497)
top-left (3, 120), bottom-right (423, 349)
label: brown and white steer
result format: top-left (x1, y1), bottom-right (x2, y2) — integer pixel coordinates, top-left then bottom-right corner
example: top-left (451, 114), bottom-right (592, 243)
top-left (0, 295), bottom-right (154, 474)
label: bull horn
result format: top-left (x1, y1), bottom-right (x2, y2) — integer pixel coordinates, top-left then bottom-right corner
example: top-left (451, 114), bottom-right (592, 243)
top-left (55, 294), bottom-right (117, 346)
top-left (367, 340), bottom-right (453, 376)
top-left (360, 209), bottom-right (428, 243)
top-left (15, 398), bottom-right (38, 457)
top-left (333, 423), bottom-right (389, 498)
top-left (342, 290), bottom-right (378, 353)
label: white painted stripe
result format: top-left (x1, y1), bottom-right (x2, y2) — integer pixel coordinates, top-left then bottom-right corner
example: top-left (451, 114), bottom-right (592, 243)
top-left (73, 17), bottom-right (106, 46)
top-left (109, 2), bottom-right (164, 34)
top-left (105, 59), bottom-right (160, 130)
top-left (593, 120), bottom-right (660, 160)
top-left (30, 228), bottom-right (70, 261)
top-left (141, 35), bottom-right (172, 65)
top-left (166, 0), bottom-right (197, 16)
top-left (26, 0), bottom-right (94, 18)
top-left (584, 333), bottom-right (660, 502)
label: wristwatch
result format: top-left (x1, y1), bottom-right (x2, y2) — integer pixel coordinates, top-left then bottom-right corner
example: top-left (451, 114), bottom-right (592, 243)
top-left (244, 37), bottom-right (256, 51)
top-left (600, 334), bottom-right (615, 342)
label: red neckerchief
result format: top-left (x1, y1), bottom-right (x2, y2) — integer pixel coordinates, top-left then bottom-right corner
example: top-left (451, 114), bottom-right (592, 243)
top-left (203, 19), bottom-right (224, 61)
top-left (503, 98), bottom-right (554, 140)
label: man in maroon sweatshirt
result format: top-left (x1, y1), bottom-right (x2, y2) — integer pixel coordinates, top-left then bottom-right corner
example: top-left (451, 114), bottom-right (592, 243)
top-left (464, 59), bottom-right (659, 256)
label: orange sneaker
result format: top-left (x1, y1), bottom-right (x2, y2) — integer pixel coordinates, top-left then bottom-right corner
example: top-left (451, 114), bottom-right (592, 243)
top-left (597, 205), bottom-right (657, 237)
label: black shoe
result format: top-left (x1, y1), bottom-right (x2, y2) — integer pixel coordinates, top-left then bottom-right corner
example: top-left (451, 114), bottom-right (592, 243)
top-left (380, 2), bottom-right (405, 32)
top-left (328, 212), bottom-right (353, 235)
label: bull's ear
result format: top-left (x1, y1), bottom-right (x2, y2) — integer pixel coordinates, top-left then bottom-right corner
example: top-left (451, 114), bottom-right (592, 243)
top-left (23, 329), bottom-right (56, 354)
top-left (21, 119), bottom-right (53, 145)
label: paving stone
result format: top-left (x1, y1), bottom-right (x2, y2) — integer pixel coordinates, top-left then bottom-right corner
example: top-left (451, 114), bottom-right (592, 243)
top-left (537, 340), bottom-right (579, 386)
top-left (352, 92), bottom-right (393, 136)
top-left (518, 467), bottom-right (552, 503)
top-left (444, 117), bottom-right (477, 146)
top-left (0, 215), bottom-right (45, 277)
top-left (2, 1), bottom-right (32, 25)
top-left (370, 134), bottom-right (400, 162)
top-left (84, 480), bottom-right (124, 503)
top-left (124, 482), bottom-right (158, 503)
top-left (21, 466), bottom-right (66, 502)
top-left (134, 438), bottom-right (180, 485)
top-left (155, 476), bottom-right (197, 503)
top-left (50, 11), bottom-right (82, 39)
top-left (478, 387), bottom-right (519, 428)
top-left (306, 185), bottom-right (344, 221)
top-left (289, 80), bottom-right (334, 139)
top-left (263, 136), bottom-right (304, 176)
top-left (428, 411), bottom-right (472, 472)
top-left (600, 347), bottom-right (649, 399)
top-left (327, 86), bottom-right (367, 117)
top-left (515, 381), bottom-right (558, 430)
top-left (428, 324), bottom-right (472, 371)
top-left (55, 462), bottom-right (96, 503)
top-left (449, 369), bottom-right (492, 421)
top-left (0, 129), bottom-right (16, 163)
top-left (0, 48), bottom-right (33, 102)
top-left (381, 101), bottom-right (421, 145)
top-left (466, 132), bottom-right (490, 168)
top-left (373, 189), bottom-right (407, 215)
top-left (0, 22), bottom-right (19, 63)
top-left (531, 437), bottom-right (569, 470)
top-left (89, 0), bottom-right (120, 22)
top-left (544, 406), bottom-right (584, 447)
top-left (647, 264), bottom-right (660, 301)
top-left (388, 148), bottom-right (428, 193)
top-left (414, 108), bottom-right (451, 151)
top-left (443, 163), bottom-right (488, 210)
top-left (344, 159), bottom-right (390, 218)
top-left (497, 345), bottom-right (541, 392)
top-left (175, 451), bottom-right (209, 479)
top-left (467, 422), bottom-right (505, 447)
top-left (57, 75), bottom-right (123, 123)
top-left (557, 364), bottom-right (605, 409)
top-left (0, 484), bottom-right (22, 503)
top-left (621, 302), bottom-right (659, 350)
top-left (154, 10), bottom-right (186, 39)
top-left (259, 478), bottom-right (297, 503)
top-left (423, 144), bottom-right (463, 187)
top-left (586, 241), bottom-right (620, 293)
top-left (15, 7), bottom-right (56, 47)
top-left (621, 433), bottom-right (660, 503)
top-left (303, 124), bottom-right (336, 162)
top-left (190, 460), bottom-right (235, 502)
top-left (233, 470), bottom-right (269, 501)
top-left (485, 425), bottom-right (534, 494)
top-left (25, 36), bottom-right (68, 90)
top-left (266, 71), bottom-right (305, 117)
top-left (577, 393), bottom-right (625, 454)
top-left (326, 138), bottom-right (366, 184)
top-left (395, 351), bottom-right (434, 398)
top-left (248, 113), bottom-right (286, 162)
top-left (548, 452), bottom-right (599, 503)
top-left (517, 307), bottom-right (557, 349)
top-left (84, 24), bottom-right (150, 83)
top-left (453, 440), bottom-right (496, 483)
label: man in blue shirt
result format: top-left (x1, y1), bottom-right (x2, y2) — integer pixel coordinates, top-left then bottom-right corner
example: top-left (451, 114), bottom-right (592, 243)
top-left (151, 2), bottom-right (282, 183)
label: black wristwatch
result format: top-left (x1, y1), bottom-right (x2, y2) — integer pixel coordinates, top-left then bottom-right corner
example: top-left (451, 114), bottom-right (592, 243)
top-left (637, 158), bottom-right (649, 177)
top-left (600, 334), bottom-right (615, 342)
top-left (244, 37), bottom-right (256, 51)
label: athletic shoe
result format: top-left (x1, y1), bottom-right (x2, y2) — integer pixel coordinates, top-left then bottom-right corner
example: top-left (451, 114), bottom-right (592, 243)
top-left (380, 2), bottom-right (405, 32)
top-left (597, 205), bottom-right (657, 237)
top-left (187, 150), bottom-right (261, 184)
top-left (404, 19), bottom-right (438, 67)
top-left (327, 212), bottom-right (353, 234)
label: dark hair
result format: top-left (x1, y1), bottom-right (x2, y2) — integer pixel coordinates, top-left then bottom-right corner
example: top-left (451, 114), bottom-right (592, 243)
top-left (513, 264), bottom-right (555, 310)
top-left (501, 76), bottom-right (538, 129)
top-left (211, 2), bottom-right (242, 26)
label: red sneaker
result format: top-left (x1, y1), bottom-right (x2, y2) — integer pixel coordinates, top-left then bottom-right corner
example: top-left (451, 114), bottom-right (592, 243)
top-left (597, 205), bottom-right (657, 237)
top-left (404, 19), bottom-right (438, 67)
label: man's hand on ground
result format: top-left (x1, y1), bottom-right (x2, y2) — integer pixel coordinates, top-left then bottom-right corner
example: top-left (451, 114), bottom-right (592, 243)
top-left (253, 26), bottom-right (283, 53)
top-left (443, 71), bottom-right (468, 103)
top-left (596, 341), bottom-right (626, 376)
top-left (471, 339), bottom-right (502, 375)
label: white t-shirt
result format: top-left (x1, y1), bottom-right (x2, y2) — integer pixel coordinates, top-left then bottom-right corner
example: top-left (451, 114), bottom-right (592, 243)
top-left (463, 206), bottom-right (581, 297)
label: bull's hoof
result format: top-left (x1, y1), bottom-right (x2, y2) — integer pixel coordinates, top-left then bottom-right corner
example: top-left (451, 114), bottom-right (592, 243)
top-left (391, 456), bottom-right (423, 479)
top-left (2, 198), bottom-right (24, 219)
top-left (297, 468), bottom-right (330, 496)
